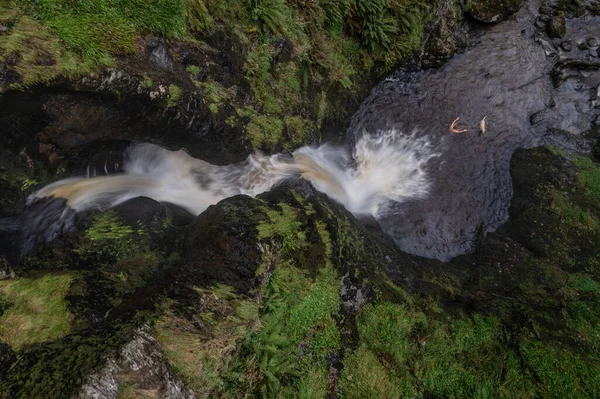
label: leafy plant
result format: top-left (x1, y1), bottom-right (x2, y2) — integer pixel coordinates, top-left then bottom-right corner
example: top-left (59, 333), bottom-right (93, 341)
top-left (247, 0), bottom-right (292, 36)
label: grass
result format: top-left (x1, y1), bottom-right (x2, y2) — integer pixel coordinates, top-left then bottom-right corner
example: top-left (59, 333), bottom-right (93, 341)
top-left (0, 7), bottom-right (97, 91)
top-left (154, 288), bottom-right (259, 397)
top-left (195, 79), bottom-right (229, 114)
top-left (0, 274), bottom-right (74, 350)
top-left (339, 345), bottom-right (407, 399)
top-left (167, 84), bottom-right (182, 107)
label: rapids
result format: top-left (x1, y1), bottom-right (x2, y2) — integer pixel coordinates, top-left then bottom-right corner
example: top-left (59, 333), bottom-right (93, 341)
top-left (32, 130), bottom-right (438, 219)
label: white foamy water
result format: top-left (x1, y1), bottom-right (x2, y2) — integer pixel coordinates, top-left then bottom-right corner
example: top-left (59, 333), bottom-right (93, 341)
top-left (32, 130), bottom-right (437, 218)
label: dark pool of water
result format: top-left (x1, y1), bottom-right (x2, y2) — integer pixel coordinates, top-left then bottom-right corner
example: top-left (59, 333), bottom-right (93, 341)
top-left (348, 1), bottom-right (600, 260)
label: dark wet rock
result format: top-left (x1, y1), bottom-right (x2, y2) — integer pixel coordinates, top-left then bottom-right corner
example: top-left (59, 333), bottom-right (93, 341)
top-left (534, 16), bottom-right (548, 30)
top-left (113, 197), bottom-right (194, 229)
top-left (63, 140), bottom-right (131, 176)
top-left (186, 195), bottom-right (265, 294)
top-left (0, 198), bottom-right (77, 264)
top-left (0, 179), bottom-right (23, 217)
top-left (579, 40), bottom-right (590, 50)
top-left (421, 12), bottom-right (458, 68)
top-left (547, 12), bottom-right (567, 38)
top-left (0, 37), bottom-right (251, 165)
top-left (530, 108), bottom-right (551, 125)
top-left (464, 0), bottom-right (525, 23)
top-left (420, 0), bottom-right (470, 69)
top-left (147, 37), bottom-right (175, 71)
top-left (0, 343), bottom-right (16, 378)
top-left (538, 5), bottom-right (554, 16)
top-left (561, 40), bottom-right (573, 51)
top-left (551, 58), bottom-right (600, 87)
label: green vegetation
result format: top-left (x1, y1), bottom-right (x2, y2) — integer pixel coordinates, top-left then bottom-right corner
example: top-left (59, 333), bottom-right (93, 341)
top-left (0, 274), bottom-right (73, 349)
top-left (196, 79), bottom-right (229, 114)
top-left (154, 288), bottom-right (259, 397)
top-left (167, 84), bottom-right (182, 107)
top-left (3, 0), bottom-right (430, 148)
top-left (575, 157), bottom-right (600, 200)
top-left (14, 0), bottom-right (186, 60)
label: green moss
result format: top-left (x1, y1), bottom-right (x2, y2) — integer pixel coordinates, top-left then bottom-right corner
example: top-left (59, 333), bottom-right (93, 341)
top-left (141, 77), bottom-right (153, 88)
top-left (356, 302), bottom-right (426, 365)
top-left (186, 64), bottom-right (201, 75)
top-left (575, 157), bottom-right (600, 200)
top-left (167, 84), bottom-right (182, 107)
top-left (284, 116), bottom-right (312, 149)
top-left (196, 79), bottom-right (229, 114)
top-left (0, 274), bottom-right (74, 350)
top-left (550, 190), bottom-right (597, 230)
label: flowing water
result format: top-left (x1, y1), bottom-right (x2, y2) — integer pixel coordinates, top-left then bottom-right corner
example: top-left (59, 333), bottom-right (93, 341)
top-left (2, 1), bottom-right (599, 262)
top-left (32, 131), bottom-right (438, 221)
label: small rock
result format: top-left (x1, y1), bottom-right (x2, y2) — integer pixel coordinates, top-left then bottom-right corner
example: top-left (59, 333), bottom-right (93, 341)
top-left (546, 12), bottom-right (566, 39)
top-left (534, 17), bottom-right (547, 30)
top-left (538, 5), bottom-right (553, 16)
top-left (0, 25), bottom-right (7, 32)
top-left (587, 38), bottom-right (599, 48)
top-left (579, 41), bottom-right (590, 50)
top-left (560, 41), bottom-right (572, 51)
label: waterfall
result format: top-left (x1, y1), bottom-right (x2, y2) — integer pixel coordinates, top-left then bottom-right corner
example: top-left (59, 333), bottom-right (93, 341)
top-left (0, 130), bottom-right (437, 262)
top-left (33, 130), bottom-right (437, 218)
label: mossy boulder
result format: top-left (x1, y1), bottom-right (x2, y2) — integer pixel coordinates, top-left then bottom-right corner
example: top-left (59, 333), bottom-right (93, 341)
top-left (464, 0), bottom-right (525, 23)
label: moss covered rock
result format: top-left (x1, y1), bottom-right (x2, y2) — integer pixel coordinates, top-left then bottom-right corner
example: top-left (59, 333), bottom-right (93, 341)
top-left (465, 0), bottom-right (525, 23)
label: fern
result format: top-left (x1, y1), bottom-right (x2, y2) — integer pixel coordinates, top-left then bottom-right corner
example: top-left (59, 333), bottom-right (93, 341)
top-left (248, 0), bottom-right (292, 36)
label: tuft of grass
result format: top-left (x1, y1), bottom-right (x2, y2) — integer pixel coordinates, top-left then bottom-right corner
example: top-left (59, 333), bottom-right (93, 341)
top-left (167, 84), bottom-right (182, 107)
top-left (339, 345), bottom-right (406, 399)
top-left (0, 274), bottom-right (74, 350)
top-left (521, 340), bottom-right (600, 397)
top-left (186, 64), bottom-right (201, 75)
top-left (15, 0), bottom-right (186, 58)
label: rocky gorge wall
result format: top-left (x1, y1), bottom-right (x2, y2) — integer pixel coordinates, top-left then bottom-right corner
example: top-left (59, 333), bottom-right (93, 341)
top-left (1, 0), bottom-right (600, 398)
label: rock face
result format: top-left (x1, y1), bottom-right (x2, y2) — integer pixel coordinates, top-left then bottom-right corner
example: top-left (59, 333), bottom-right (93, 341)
top-left (78, 326), bottom-right (194, 399)
top-left (0, 41), bottom-right (250, 166)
